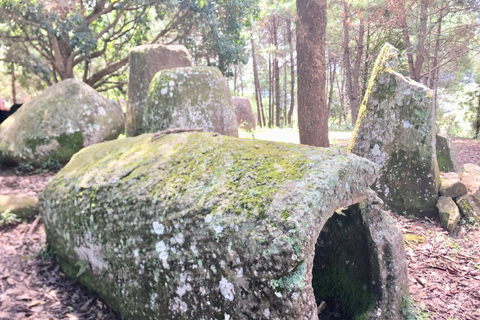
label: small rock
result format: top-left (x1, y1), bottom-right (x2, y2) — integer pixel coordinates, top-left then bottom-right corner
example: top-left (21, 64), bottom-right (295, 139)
top-left (437, 196), bottom-right (461, 232)
top-left (0, 195), bottom-right (38, 219)
top-left (439, 176), bottom-right (467, 198)
top-left (455, 164), bottom-right (480, 221)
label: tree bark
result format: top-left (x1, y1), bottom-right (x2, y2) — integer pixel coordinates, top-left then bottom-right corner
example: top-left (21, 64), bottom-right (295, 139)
top-left (476, 88), bottom-right (480, 139)
top-left (287, 16), bottom-right (295, 125)
top-left (273, 15), bottom-right (281, 128)
top-left (296, 0), bottom-right (329, 147)
top-left (268, 53), bottom-right (273, 128)
top-left (251, 37), bottom-right (265, 128)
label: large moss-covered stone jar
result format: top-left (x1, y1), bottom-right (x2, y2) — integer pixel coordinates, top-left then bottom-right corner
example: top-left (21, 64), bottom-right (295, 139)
top-left (0, 79), bottom-right (124, 166)
top-left (144, 67), bottom-right (238, 137)
top-left (125, 44), bottom-right (193, 137)
top-left (40, 133), bottom-right (408, 320)
top-left (349, 43), bottom-right (440, 216)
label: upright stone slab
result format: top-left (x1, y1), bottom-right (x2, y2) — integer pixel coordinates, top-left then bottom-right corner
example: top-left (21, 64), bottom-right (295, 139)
top-left (436, 133), bottom-right (457, 172)
top-left (349, 44), bottom-right (440, 216)
top-left (0, 79), bottom-right (125, 166)
top-left (40, 132), bottom-right (408, 320)
top-left (125, 44), bottom-right (192, 137)
top-left (232, 96), bottom-right (256, 131)
top-left (144, 67), bottom-right (238, 137)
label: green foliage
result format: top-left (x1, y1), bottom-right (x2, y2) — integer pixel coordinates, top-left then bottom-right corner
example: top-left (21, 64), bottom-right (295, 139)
top-left (14, 162), bottom-right (34, 175)
top-left (402, 297), bottom-right (431, 320)
top-left (0, 0), bottom-right (260, 94)
top-left (75, 259), bottom-right (89, 278)
top-left (36, 244), bottom-right (56, 260)
top-left (35, 159), bottom-right (62, 174)
top-left (0, 210), bottom-right (21, 226)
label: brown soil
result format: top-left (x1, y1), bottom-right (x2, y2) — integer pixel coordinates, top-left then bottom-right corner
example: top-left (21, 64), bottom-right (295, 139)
top-left (1, 137), bottom-right (480, 319)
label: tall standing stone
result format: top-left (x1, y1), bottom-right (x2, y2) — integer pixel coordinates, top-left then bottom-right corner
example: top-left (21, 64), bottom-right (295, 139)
top-left (144, 67), bottom-right (238, 137)
top-left (125, 44), bottom-right (192, 137)
top-left (232, 96), bottom-right (256, 131)
top-left (436, 132), bottom-right (457, 172)
top-left (349, 43), bottom-right (440, 216)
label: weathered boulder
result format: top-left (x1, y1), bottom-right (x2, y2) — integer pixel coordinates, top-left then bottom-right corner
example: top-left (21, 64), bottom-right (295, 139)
top-left (40, 132), bottom-right (408, 320)
top-left (144, 67), bottom-right (238, 137)
top-left (439, 172), bottom-right (467, 198)
top-left (125, 44), bottom-right (193, 137)
top-left (436, 133), bottom-right (457, 172)
top-left (232, 97), bottom-right (256, 131)
top-left (349, 43), bottom-right (439, 216)
top-left (0, 79), bottom-right (125, 166)
top-left (0, 195), bottom-right (38, 219)
top-left (456, 164), bottom-right (480, 221)
top-left (437, 196), bottom-right (461, 232)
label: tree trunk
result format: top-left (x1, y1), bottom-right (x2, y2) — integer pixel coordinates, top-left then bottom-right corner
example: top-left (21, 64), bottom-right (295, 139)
top-left (476, 88), bottom-right (480, 139)
top-left (296, 0), bottom-right (329, 147)
top-left (251, 37), bottom-right (265, 128)
top-left (327, 56), bottom-right (336, 114)
top-left (268, 53), bottom-right (273, 128)
top-left (287, 16), bottom-right (295, 125)
top-left (234, 64), bottom-right (237, 95)
top-left (351, 14), bottom-right (364, 124)
top-left (273, 15), bottom-right (281, 128)
top-left (342, 1), bottom-right (355, 125)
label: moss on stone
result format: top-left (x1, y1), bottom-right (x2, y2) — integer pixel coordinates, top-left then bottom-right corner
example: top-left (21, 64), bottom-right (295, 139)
top-left (25, 132), bottom-right (84, 165)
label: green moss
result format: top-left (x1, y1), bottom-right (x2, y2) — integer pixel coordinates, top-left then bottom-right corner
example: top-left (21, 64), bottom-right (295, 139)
top-left (25, 131), bottom-right (84, 165)
top-left (348, 44), bottom-right (399, 153)
top-left (312, 266), bottom-right (376, 320)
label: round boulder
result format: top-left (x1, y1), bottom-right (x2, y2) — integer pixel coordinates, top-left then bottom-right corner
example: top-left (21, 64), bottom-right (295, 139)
top-left (232, 97), bottom-right (256, 131)
top-left (0, 79), bottom-right (125, 166)
top-left (144, 67), bottom-right (238, 137)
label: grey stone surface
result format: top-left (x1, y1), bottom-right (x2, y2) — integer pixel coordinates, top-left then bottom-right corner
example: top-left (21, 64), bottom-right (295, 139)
top-left (125, 44), bottom-right (192, 137)
top-left (439, 174), bottom-right (467, 199)
top-left (436, 133), bottom-right (457, 172)
top-left (349, 43), bottom-right (439, 216)
top-left (0, 195), bottom-right (38, 219)
top-left (40, 132), bottom-right (408, 320)
top-left (456, 164), bottom-right (480, 221)
top-left (232, 97), bottom-right (256, 131)
top-left (144, 67), bottom-right (238, 137)
top-left (437, 196), bottom-right (461, 232)
top-left (0, 79), bottom-right (125, 166)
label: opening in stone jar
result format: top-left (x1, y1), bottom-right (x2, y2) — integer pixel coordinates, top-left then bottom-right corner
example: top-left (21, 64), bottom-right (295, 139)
top-left (312, 203), bottom-right (380, 320)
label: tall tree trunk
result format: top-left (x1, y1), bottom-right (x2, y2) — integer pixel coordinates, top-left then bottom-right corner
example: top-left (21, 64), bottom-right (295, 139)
top-left (273, 15), bottom-right (281, 128)
top-left (240, 64), bottom-right (244, 96)
top-left (251, 37), bottom-right (265, 128)
top-left (430, 7), bottom-right (443, 114)
top-left (296, 0), bottom-right (329, 147)
top-left (343, 2), bottom-right (364, 125)
top-left (476, 88), bottom-right (480, 139)
top-left (234, 64), bottom-right (237, 95)
top-left (268, 53), bottom-right (273, 128)
top-left (287, 16), bottom-right (295, 125)
top-left (327, 56), bottom-right (336, 114)
top-left (413, 0), bottom-right (428, 83)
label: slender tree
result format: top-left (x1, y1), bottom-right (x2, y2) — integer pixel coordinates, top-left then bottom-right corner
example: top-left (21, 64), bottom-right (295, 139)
top-left (296, 0), bottom-right (329, 147)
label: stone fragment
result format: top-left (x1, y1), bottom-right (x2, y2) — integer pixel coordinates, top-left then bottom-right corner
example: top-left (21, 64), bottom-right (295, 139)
top-left (144, 67), bottom-right (238, 137)
top-left (456, 164), bottom-right (480, 221)
top-left (125, 44), bottom-right (193, 137)
top-left (40, 132), bottom-right (408, 320)
top-left (439, 174), bottom-right (467, 198)
top-left (232, 97), bottom-right (256, 131)
top-left (0, 79), bottom-right (125, 166)
top-left (349, 43), bottom-right (439, 216)
top-left (436, 133), bottom-right (457, 172)
top-left (437, 196), bottom-right (461, 232)
top-left (0, 195), bottom-right (38, 219)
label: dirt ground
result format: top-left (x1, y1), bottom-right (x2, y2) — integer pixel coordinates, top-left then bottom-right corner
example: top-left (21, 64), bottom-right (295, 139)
top-left (1, 137), bottom-right (480, 319)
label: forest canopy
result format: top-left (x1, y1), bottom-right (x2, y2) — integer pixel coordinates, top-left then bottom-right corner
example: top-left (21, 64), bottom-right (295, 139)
top-left (0, 0), bottom-right (260, 93)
